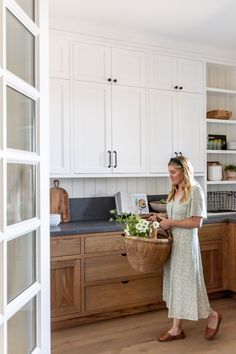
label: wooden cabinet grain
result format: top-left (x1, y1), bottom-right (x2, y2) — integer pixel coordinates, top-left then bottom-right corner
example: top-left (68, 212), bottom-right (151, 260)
top-left (199, 223), bottom-right (226, 292)
top-left (51, 223), bottom-right (234, 328)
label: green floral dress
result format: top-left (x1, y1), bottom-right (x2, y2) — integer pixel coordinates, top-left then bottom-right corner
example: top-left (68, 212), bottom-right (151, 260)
top-left (164, 183), bottom-right (211, 320)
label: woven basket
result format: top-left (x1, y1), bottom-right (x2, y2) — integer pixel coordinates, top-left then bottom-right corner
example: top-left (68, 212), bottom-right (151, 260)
top-left (125, 230), bottom-right (172, 273)
top-left (207, 110), bottom-right (232, 120)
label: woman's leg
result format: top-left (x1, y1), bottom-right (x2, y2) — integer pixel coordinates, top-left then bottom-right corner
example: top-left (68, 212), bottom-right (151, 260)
top-left (168, 318), bottom-right (183, 335)
top-left (207, 310), bottom-right (219, 328)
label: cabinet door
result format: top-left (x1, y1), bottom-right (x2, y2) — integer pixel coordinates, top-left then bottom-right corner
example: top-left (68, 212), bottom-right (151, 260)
top-left (199, 224), bottom-right (225, 292)
top-left (51, 259), bottom-right (81, 317)
top-left (177, 58), bottom-right (204, 94)
top-left (112, 86), bottom-right (146, 174)
top-left (227, 223), bottom-right (236, 292)
top-left (73, 81), bottom-right (112, 174)
top-left (49, 33), bottom-right (69, 79)
top-left (50, 78), bottom-right (70, 175)
top-left (112, 48), bottom-right (146, 87)
top-left (177, 93), bottom-right (205, 173)
top-left (149, 90), bottom-right (177, 173)
top-left (72, 41), bottom-right (111, 83)
top-left (149, 54), bottom-right (177, 90)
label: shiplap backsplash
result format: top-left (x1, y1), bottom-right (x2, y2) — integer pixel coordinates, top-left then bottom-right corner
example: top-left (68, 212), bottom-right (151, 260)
top-left (50, 176), bottom-right (204, 198)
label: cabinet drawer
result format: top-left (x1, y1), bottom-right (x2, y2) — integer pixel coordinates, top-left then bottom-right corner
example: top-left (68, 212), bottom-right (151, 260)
top-left (85, 234), bottom-right (125, 253)
top-left (85, 254), bottom-right (147, 282)
top-left (85, 276), bottom-right (162, 312)
top-left (51, 236), bottom-right (81, 258)
top-left (199, 224), bottom-right (225, 242)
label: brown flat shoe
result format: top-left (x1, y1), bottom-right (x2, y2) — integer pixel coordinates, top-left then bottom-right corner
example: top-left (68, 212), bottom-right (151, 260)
top-left (205, 313), bottom-right (222, 340)
top-left (158, 330), bottom-right (186, 342)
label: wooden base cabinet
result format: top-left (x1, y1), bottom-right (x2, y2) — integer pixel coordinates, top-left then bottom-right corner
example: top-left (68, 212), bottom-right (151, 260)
top-left (51, 232), bottom-right (163, 329)
top-left (199, 223), bottom-right (227, 293)
top-left (51, 223), bottom-right (235, 328)
top-left (227, 223), bottom-right (236, 292)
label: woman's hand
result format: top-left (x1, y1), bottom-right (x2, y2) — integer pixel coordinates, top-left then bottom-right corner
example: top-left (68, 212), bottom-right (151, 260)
top-left (148, 213), bottom-right (158, 221)
top-left (160, 217), bottom-right (172, 230)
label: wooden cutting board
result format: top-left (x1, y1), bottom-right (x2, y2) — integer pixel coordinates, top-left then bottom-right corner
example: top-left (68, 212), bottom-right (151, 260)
top-left (50, 180), bottom-right (70, 223)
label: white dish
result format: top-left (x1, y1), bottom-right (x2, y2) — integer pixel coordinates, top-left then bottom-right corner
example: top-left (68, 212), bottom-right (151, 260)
top-left (50, 213), bottom-right (61, 226)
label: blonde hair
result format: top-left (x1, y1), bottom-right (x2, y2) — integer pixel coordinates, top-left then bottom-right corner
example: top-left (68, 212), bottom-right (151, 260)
top-left (167, 156), bottom-right (195, 203)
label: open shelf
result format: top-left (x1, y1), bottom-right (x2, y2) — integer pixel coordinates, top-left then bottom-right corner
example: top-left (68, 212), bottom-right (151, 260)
top-left (207, 180), bottom-right (236, 185)
top-left (206, 87), bottom-right (236, 96)
top-left (207, 150), bottom-right (236, 154)
top-left (207, 118), bottom-right (236, 124)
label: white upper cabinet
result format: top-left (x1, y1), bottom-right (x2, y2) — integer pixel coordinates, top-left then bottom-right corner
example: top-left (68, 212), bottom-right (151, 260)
top-left (49, 33), bottom-right (70, 79)
top-left (149, 90), bottom-right (177, 173)
top-left (72, 41), bottom-right (146, 87)
top-left (73, 82), bottom-right (146, 175)
top-left (112, 48), bottom-right (146, 87)
top-left (50, 78), bottom-right (71, 175)
top-left (112, 86), bottom-right (146, 173)
top-left (72, 42), bottom-right (111, 83)
top-left (149, 54), bottom-right (204, 93)
top-left (149, 90), bottom-right (204, 174)
top-left (177, 93), bottom-right (205, 173)
top-left (73, 81), bottom-right (112, 174)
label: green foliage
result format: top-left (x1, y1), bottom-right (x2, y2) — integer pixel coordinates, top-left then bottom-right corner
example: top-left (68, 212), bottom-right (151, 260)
top-left (110, 209), bottom-right (150, 238)
top-left (224, 164), bottom-right (236, 172)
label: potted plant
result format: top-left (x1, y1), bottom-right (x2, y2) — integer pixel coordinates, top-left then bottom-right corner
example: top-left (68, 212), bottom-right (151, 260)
top-left (110, 210), bottom-right (172, 273)
top-left (224, 165), bottom-right (236, 180)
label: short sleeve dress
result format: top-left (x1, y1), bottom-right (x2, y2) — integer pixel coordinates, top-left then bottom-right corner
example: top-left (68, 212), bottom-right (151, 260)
top-left (163, 183), bottom-right (212, 320)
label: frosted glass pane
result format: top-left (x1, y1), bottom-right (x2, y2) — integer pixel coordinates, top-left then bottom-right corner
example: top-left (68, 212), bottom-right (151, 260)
top-left (15, 0), bottom-right (35, 20)
top-left (7, 164), bottom-right (36, 225)
top-left (6, 11), bottom-right (35, 86)
top-left (8, 298), bottom-right (36, 354)
top-left (7, 231), bottom-right (36, 303)
top-left (7, 87), bottom-right (36, 152)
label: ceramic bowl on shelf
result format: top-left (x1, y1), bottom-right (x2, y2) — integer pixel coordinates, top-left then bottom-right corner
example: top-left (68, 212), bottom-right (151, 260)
top-left (50, 213), bottom-right (61, 226)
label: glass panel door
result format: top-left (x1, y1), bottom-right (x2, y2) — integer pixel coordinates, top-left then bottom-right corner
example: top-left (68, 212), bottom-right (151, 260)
top-left (0, 1), bottom-right (50, 353)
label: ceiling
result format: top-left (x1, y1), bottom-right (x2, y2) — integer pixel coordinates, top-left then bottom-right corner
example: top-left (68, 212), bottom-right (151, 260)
top-left (49, 0), bottom-right (236, 49)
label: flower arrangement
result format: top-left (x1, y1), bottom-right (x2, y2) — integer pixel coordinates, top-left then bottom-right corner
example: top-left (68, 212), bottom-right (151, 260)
top-left (110, 209), bottom-right (160, 238)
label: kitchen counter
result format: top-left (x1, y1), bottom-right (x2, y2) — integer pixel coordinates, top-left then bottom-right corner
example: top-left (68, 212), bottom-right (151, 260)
top-left (50, 213), bottom-right (236, 236)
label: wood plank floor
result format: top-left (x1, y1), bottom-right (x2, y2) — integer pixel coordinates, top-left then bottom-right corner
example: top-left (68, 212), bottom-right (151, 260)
top-left (52, 297), bottom-right (236, 354)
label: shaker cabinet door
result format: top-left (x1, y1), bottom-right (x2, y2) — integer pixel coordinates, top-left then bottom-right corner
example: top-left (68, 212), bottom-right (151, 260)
top-left (72, 41), bottom-right (111, 83)
top-left (50, 78), bottom-right (71, 175)
top-left (73, 81), bottom-right (112, 174)
top-left (49, 33), bottom-right (70, 79)
top-left (112, 48), bottom-right (146, 87)
top-left (177, 93), bottom-right (205, 173)
top-left (111, 86), bottom-right (146, 174)
top-left (149, 90), bottom-right (177, 173)
top-left (177, 58), bottom-right (204, 94)
top-left (149, 54), bottom-right (177, 90)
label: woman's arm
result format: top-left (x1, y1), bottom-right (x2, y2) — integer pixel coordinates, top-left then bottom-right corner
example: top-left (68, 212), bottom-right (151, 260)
top-left (160, 216), bottom-right (203, 230)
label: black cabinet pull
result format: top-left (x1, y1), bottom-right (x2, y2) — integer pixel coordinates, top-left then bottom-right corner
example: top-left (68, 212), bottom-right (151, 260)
top-left (174, 151), bottom-right (178, 156)
top-left (174, 85), bottom-right (178, 89)
top-left (121, 280), bottom-right (129, 284)
top-left (113, 79), bottom-right (117, 83)
top-left (121, 253), bottom-right (127, 256)
top-left (179, 86), bottom-right (183, 90)
top-left (107, 150), bottom-right (111, 168)
top-left (113, 150), bottom-right (117, 168)
top-left (179, 151), bottom-right (182, 156)
top-left (107, 78), bottom-right (112, 82)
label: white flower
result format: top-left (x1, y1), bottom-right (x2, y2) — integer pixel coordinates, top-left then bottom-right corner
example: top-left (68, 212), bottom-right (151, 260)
top-left (152, 221), bottom-right (160, 229)
top-left (124, 228), bottom-right (130, 235)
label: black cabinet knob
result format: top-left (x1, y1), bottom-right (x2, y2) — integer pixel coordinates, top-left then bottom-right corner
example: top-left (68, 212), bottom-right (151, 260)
top-left (107, 78), bottom-right (112, 82)
top-left (179, 151), bottom-right (182, 156)
top-left (179, 86), bottom-right (183, 90)
top-left (113, 79), bottom-right (117, 83)
top-left (174, 152), bottom-right (178, 156)
top-left (174, 85), bottom-right (178, 89)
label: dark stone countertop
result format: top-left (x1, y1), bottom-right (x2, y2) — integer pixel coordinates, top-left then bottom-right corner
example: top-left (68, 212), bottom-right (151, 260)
top-left (50, 220), bottom-right (124, 236)
top-left (50, 214), bottom-right (236, 237)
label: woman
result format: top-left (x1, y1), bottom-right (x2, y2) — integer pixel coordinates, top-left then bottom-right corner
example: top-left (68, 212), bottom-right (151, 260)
top-left (150, 155), bottom-right (222, 342)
